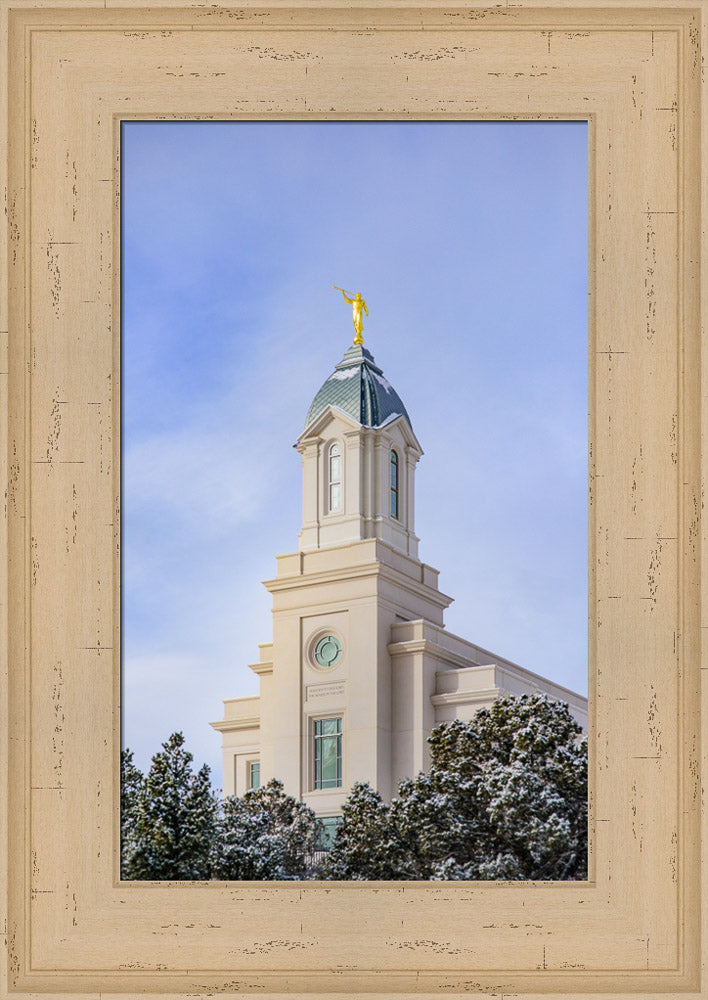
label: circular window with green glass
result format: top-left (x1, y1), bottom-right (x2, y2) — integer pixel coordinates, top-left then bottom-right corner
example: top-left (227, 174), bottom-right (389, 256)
top-left (313, 634), bottom-right (343, 669)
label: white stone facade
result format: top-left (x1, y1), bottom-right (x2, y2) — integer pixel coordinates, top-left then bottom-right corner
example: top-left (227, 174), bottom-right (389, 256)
top-left (211, 351), bottom-right (587, 818)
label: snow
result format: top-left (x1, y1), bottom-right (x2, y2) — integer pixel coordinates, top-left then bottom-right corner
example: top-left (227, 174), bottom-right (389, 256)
top-left (376, 412), bottom-right (401, 428)
top-left (328, 368), bottom-right (358, 381)
top-left (370, 369), bottom-right (394, 393)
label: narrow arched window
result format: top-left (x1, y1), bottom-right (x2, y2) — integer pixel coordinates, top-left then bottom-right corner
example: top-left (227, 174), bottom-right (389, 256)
top-left (328, 443), bottom-right (342, 513)
top-left (390, 449), bottom-right (399, 519)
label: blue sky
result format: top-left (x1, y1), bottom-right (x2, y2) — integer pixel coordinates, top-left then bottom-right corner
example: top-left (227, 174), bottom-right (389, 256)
top-left (121, 120), bottom-right (588, 787)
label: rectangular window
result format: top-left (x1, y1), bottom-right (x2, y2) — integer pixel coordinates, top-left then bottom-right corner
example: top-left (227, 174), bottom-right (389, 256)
top-left (329, 482), bottom-right (341, 512)
top-left (314, 717), bottom-right (342, 789)
top-left (316, 815), bottom-right (342, 851)
top-left (249, 761), bottom-right (260, 790)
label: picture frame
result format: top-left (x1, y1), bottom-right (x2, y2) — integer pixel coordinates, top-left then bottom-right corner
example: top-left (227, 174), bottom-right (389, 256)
top-left (1, 1), bottom-right (705, 997)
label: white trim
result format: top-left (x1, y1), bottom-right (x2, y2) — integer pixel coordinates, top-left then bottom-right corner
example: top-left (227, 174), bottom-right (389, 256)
top-left (210, 716), bottom-right (260, 734)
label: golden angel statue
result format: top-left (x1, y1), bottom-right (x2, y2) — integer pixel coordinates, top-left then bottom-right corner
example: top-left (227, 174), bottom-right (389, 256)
top-left (333, 286), bottom-right (369, 345)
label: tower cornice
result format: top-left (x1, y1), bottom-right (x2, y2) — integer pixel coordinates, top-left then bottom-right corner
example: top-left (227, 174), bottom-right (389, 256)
top-left (262, 538), bottom-right (453, 613)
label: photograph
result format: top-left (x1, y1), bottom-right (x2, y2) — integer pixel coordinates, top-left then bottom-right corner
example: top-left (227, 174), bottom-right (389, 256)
top-left (120, 119), bottom-right (589, 881)
top-left (4, 1), bottom-right (702, 993)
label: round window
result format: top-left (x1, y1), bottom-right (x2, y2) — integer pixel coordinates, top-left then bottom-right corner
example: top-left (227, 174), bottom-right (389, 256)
top-left (313, 634), bottom-right (343, 669)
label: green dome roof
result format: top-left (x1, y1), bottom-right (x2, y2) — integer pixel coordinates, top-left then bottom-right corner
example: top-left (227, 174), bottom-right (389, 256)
top-left (304, 344), bottom-right (413, 432)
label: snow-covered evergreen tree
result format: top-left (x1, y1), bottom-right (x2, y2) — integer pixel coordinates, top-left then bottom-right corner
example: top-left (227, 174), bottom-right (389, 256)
top-left (321, 781), bottom-right (407, 880)
top-left (124, 732), bottom-right (218, 880)
top-left (121, 698), bottom-right (586, 882)
top-left (324, 695), bottom-right (587, 881)
top-left (424, 694), bottom-right (587, 879)
top-left (120, 747), bottom-right (145, 879)
top-left (211, 779), bottom-right (318, 880)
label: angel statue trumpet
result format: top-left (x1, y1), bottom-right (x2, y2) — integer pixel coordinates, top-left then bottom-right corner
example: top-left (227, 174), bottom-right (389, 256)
top-left (333, 286), bottom-right (369, 345)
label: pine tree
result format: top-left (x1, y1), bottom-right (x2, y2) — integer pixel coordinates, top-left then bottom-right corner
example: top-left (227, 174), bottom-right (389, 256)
top-left (425, 695), bottom-right (588, 879)
top-left (388, 771), bottom-right (464, 879)
top-left (120, 748), bottom-right (145, 879)
top-left (126, 732), bottom-right (218, 880)
top-left (323, 695), bottom-right (587, 881)
top-left (322, 781), bottom-right (408, 879)
top-left (211, 779), bottom-right (318, 880)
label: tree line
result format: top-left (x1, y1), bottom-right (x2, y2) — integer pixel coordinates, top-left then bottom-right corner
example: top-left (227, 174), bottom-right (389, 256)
top-left (121, 694), bottom-right (587, 881)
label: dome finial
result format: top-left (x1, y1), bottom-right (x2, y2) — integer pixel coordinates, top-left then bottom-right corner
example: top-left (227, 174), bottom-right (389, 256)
top-left (333, 285), bottom-right (368, 345)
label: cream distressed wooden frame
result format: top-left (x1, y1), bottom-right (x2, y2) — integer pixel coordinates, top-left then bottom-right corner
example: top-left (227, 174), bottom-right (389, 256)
top-left (1, 1), bottom-right (705, 997)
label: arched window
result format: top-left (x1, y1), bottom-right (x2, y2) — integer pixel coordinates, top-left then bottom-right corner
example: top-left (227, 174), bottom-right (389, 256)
top-left (328, 443), bottom-right (342, 513)
top-left (390, 449), bottom-right (399, 519)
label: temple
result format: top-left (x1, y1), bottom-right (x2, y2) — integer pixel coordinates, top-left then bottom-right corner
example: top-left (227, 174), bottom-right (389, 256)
top-left (211, 330), bottom-right (587, 838)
